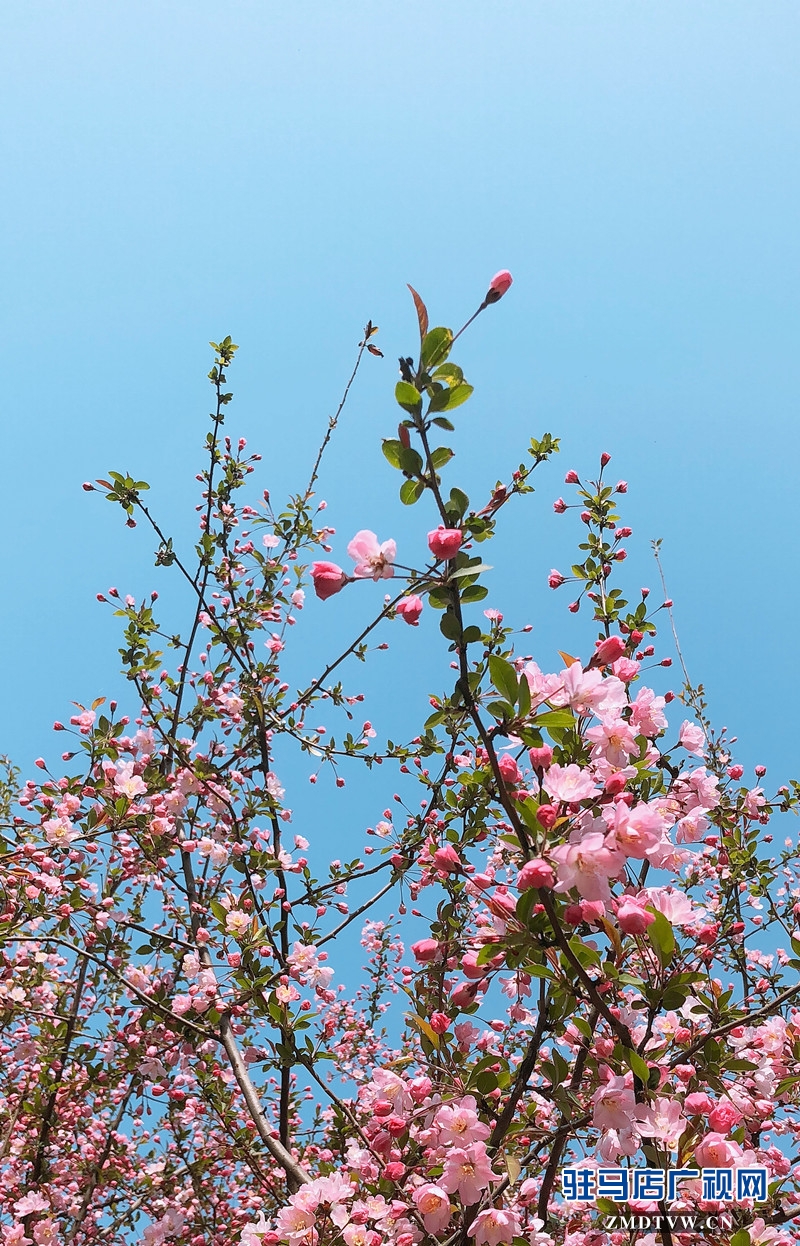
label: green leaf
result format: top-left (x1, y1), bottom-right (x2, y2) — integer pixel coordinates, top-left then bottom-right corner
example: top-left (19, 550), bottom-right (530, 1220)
top-left (489, 656), bottom-right (518, 705)
top-left (534, 709), bottom-right (575, 730)
top-left (430, 446), bottom-right (454, 469)
top-left (398, 446), bottom-right (424, 475)
top-left (646, 910), bottom-right (676, 966)
top-left (460, 584), bottom-right (488, 604)
top-left (450, 563), bottom-right (492, 579)
top-left (517, 674), bottom-right (531, 717)
top-left (421, 326), bottom-right (453, 370)
top-left (400, 478), bottom-right (424, 505)
top-left (440, 612), bottom-right (461, 641)
top-left (381, 439), bottom-right (403, 469)
top-left (622, 1046), bottom-right (651, 1083)
top-left (432, 416), bottom-right (455, 430)
top-left (448, 487), bottom-right (470, 519)
top-left (433, 363), bottom-right (463, 385)
top-left (395, 381), bottom-right (422, 414)
top-left (442, 383), bottom-right (473, 410)
top-left (730, 1231), bottom-right (751, 1246)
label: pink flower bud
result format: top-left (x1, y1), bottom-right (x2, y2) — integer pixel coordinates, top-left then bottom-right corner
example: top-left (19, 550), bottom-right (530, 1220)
top-left (593, 635), bottom-right (626, 666)
top-left (553, 497), bottom-right (567, 513)
top-left (600, 452), bottom-right (611, 467)
top-left (684, 1092), bottom-right (714, 1115)
top-left (615, 480), bottom-right (628, 493)
top-left (429, 1011), bottom-right (450, 1034)
top-left (396, 594), bottom-right (424, 626)
top-left (311, 561), bottom-right (347, 600)
top-left (427, 527), bottom-right (463, 560)
top-left (497, 754), bottom-right (521, 785)
top-left (411, 938), bottom-right (441, 963)
top-left (565, 470), bottom-right (580, 484)
top-left (450, 981), bottom-right (479, 1008)
top-left (548, 569), bottom-right (565, 589)
top-left (536, 804), bottom-right (558, 829)
top-left (517, 858), bottom-right (555, 890)
top-left (433, 844), bottom-right (462, 873)
top-left (728, 764), bottom-right (744, 780)
top-left (616, 900), bottom-right (655, 935)
top-left (528, 745), bottom-right (553, 769)
top-left (568, 601), bottom-right (580, 614)
top-left (485, 269), bottom-right (513, 303)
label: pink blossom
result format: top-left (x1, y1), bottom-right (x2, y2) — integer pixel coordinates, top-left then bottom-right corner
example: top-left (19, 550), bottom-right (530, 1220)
top-left (708, 1100), bottom-right (742, 1132)
top-left (611, 656), bottom-right (640, 683)
top-left (428, 528), bottom-right (463, 560)
top-left (544, 763), bottom-right (599, 803)
top-left (551, 832), bottom-right (624, 902)
top-left (552, 665), bottom-right (626, 716)
top-left (411, 938), bottom-right (442, 963)
top-left (412, 1184), bottom-right (452, 1234)
top-left (592, 1074), bottom-right (636, 1130)
top-left (396, 594), bottom-right (424, 625)
top-left (523, 662), bottom-right (564, 708)
top-left (441, 1142), bottom-right (499, 1204)
top-left (548, 569), bottom-right (565, 589)
top-left (497, 754), bottom-right (521, 785)
top-left (517, 858), bottom-right (555, 890)
top-left (745, 786), bottom-right (767, 818)
top-left (592, 635), bottom-right (627, 666)
top-left (433, 844), bottom-right (462, 873)
top-left (586, 714), bottom-right (639, 768)
top-left (616, 898), bottom-right (655, 934)
top-left (694, 1131), bottom-right (742, 1166)
top-left (629, 686), bottom-right (668, 737)
top-left (469, 1207), bottom-right (522, 1245)
top-left (636, 1096), bottom-right (687, 1146)
top-left (435, 1095), bottom-right (490, 1146)
top-left (605, 800), bottom-right (666, 859)
top-left (311, 561), bottom-right (347, 600)
top-left (347, 530), bottom-right (396, 580)
top-left (679, 719), bottom-right (707, 757)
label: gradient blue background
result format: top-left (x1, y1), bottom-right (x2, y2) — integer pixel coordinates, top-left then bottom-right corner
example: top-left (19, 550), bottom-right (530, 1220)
top-left (2, 2), bottom-right (799, 825)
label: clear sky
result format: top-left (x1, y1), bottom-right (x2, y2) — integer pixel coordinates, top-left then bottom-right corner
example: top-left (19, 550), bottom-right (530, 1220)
top-left (2, 2), bottom-right (799, 821)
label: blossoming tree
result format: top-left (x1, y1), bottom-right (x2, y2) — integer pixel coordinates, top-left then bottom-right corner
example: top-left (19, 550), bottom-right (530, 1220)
top-left (3, 274), bottom-right (800, 1246)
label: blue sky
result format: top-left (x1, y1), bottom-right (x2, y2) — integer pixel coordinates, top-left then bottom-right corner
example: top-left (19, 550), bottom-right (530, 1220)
top-left (2, 1), bottom-right (799, 825)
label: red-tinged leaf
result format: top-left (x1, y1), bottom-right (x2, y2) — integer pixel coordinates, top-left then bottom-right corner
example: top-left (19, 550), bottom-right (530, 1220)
top-left (558, 650), bottom-right (580, 667)
top-left (96, 479), bottom-right (113, 489)
top-left (91, 697), bottom-right (106, 711)
top-left (367, 344), bottom-right (384, 357)
top-left (407, 284), bottom-right (429, 342)
top-left (367, 323), bottom-right (379, 338)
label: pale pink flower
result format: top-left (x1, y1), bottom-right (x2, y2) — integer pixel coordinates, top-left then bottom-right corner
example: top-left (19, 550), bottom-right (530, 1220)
top-left (544, 763), bottom-right (599, 803)
top-left (745, 786), bottom-right (767, 818)
top-left (552, 666), bottom-right (626, 716)
top-left (586, 714), bottom-right (639, 768)
top-left (522, 661), bottom-right (565, 709)
top-left (275, 1200), bottom-right (316, 1243)
top-left (469, 1206), bottom-right (522, 1245)
top-left (605, 800), bottom-right (665, 859)
top-left (679, 720), bottom-right (706, 756)
top-left (225, 910), bottom-right (250, 937)
top-left (629, 686), bottom-right (667, 737)
top-left (675, 809), bottom-right (710, 843)
top-left (644, 887), bottom-right (701, 926)
top-left (694, 1131), bottom-right (742, 1166)
top-left (616, 898), bottom-right (655, 934)
top-left (592, 1074), bottom-right (636, 1131)
top-left (412, 1183), bottom-right (452, 1233)
top-left (435, 1095), bottom-right (490, 1146)
top-left (551, 831), bottom-right (624, 902)
top-left (347, 530), bottom-right (396, 580)
top-left (441, 1142), bottom-right (499, 1204)
top-left (636, 1097), bottom-right (687, 1146)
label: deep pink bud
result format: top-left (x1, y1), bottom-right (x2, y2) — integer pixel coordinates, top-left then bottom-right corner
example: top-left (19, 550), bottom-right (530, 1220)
top-left (553, 497), bottom-right (567, 513)
top-left (568, 601), bottom-right (580, 614)
top-left (536, 804), bottom-right (558, 829)
top-left (548, 569), bottom-right (565, 589)
top-left (427, 528), bottom-right (463, 560)
top-left (396, 594), bottom-right (424, 626)
top-left (497, 754), bottom-right (521, 785)
top-left (600, 452), bottom-right (611, 467)
top-left (311, 561), bottom-right (347, 600)
top-left (450, 981), bottom-right (479, 1008)
top-left (593, 635), bottom-right (626, 666)
top-left (615, 480), bottom-right (628, 493)
top-left (429, 1012), bottom-right (450, 1034)
top-left (565, 470), bottom-right (579, 484)
top-left (528, 746), bottom-right (553, 770)
top-left (517, 858), bottom-right (555, 890)
top-left (728, 764), bottom-right (744, 780)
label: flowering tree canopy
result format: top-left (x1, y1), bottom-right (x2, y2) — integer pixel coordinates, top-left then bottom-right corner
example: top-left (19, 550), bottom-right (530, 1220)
top-left (2, 274), bottom-right (800, 1246)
